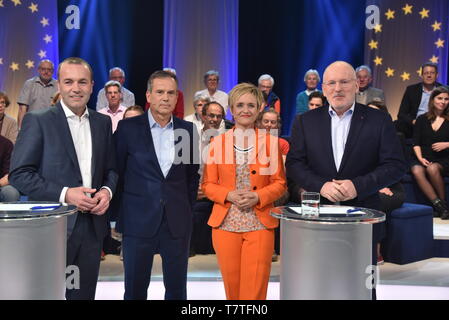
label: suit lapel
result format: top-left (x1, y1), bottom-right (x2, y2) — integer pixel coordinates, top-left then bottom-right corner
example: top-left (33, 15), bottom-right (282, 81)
top-left (338, 104), bottom-right (365, 173)
top-left (89, 111), bottom-right (98, 178)
top-left (320, 108), bottom-right (337, 173)
top-left (54, 104), bottom-right (82, 177)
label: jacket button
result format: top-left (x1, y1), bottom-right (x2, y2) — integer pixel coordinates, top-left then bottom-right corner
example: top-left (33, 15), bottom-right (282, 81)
top-left (251, 170), bottom-right (257, 174)
top-left (253, 186), bottom-right (257, 190)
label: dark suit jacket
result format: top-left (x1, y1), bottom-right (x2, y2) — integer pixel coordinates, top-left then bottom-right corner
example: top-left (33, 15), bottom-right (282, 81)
top-left (286, 103), bottom-right (406, 209)
top-left (9, 103), bottom-right (118, 239)
top-left (113, 112), bottom-right (199, 238)
top-left (396, 82), bottom-right (442, 137)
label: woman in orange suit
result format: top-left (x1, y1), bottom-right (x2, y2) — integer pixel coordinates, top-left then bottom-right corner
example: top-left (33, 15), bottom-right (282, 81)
top-left (202, 83), bottom-right (286, 300)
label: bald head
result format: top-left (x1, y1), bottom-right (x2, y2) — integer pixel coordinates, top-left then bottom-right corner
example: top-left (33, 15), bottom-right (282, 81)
top-left (322, 61), bottom-right (358, 115)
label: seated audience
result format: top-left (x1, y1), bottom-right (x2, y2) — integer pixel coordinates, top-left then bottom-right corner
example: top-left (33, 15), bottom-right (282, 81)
top-left (0, 134), bottom-right (21, 202)
top-left (295, 69), bottom-right (321, 114)
top-left (410, 86), bottom-right (449, 219)
top-left (355, 65), bottom-right (385, 105)
top-left (123, 105), bottom-right (144, 118)
top-left (202, 83), bottom-right (286, 300)
top-left (396, 63), bottom-right (442, 139)
top-left (308, 91), bottom-right (327, 110)
top-left (194, 70), bottom-right (229, 115)
top-left (258, 74), bottom-right (281, 113)
top-left (0, 92), bottom-right (18, 144)
top-left (184, 94), bottom-right (210, 136)
top-left (98, 81), bottom-right (126, 132)
top-left (96, 67), bottom-right (135, 111)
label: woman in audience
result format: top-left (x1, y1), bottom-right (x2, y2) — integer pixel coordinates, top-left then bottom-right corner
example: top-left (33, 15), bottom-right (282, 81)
top-left (123, 105), bottom-right (144, 118)
top-left (295, 69), bottom-right (321, 114)
top-left (0, 92), bottom-right (18, 144)
top-left (202, 83), bottom-right (286, 300)
top-left (410, 86), bottom-right (449, 219)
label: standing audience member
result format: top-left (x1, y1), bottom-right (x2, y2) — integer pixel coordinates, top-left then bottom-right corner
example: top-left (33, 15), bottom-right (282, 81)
top-left (396, 63), bottom-right (442, 138)
top-left (0, 92), bottom-right (18, 144)
top-left (0, 135), bottom-right (20, 202)
top-left (17, 60), bottom-right (58, 128)
top-left (114, 70), bottom-right (199, 300)
top-left (308, 91), bottom-right (327, 110)
top-left (202, 83), bottom-right (286, 300)
top-left (194, 70), bottom-right (229, 115)
top-left (295, 69), bottom-right (321, 114)
top-left (355, 65), bottom-right (385, 105)
top-left (258, 74), bottom-right (281, 113)
top-left (96, 67), bottom-right (135, 111)
top-left (98, 81), bottom-right (127, 132)
top-left (410, 86), bottom-right (449, 219)
top-left (10, 57), bottom-right (118, 300)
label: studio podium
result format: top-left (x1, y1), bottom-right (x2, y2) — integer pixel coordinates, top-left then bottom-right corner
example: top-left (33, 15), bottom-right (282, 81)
top-left (271, 205), bottom-right (385, 300)
top-left (0, 202), bottom-right (76, 300)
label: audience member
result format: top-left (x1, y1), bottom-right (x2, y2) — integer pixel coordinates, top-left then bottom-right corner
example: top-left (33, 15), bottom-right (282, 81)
top-left (286, 61), bottom-right (406, 298)
top-left (258, 74), bottom-right (281, 113)
top-left (0, 135), bottom-right (20, 202)
top-left (184, 94), bottom-right (211, 136)
top-left (123, 105), bottom-right (144, 119)
top-left (96, 67), bottom-right (135, 111)
top-left (17, 60), bottom-right (58, 128)
top-left (0, 92), bottom-right (18, 144)
top-left (410, 86), bottom-right (449, 219)
top-left (308, 91), bottom-right (327, 110)
top-left (98, 81), bottom-right (126, 132)
top-left (396, 63), bottom-right (443, 138)
top-left (295, 69), bottom-right (321, 114)
top-left (355, 65), bottom-right (385, 105)
top-left (114, 70), bottom-right (199, 300)
top-left (194, 70), bottom-right (229, 115)
top-left (10, 57), bottom-right (118, 300)
top-left (202, 83), bottom-right (286, 300)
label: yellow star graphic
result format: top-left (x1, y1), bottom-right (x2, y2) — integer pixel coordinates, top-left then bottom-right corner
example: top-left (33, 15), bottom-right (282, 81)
top-left (385, 9), bottom-right (395, 20)
top-left (40, 17), bottom-right (49, 27)
top-left (374, 56), bottom-right (383, 66)
top-left (38, 50), bottom-right (47, 59)
top-left (429, 55), bottom-right (439, 64)
top-left (28, 2), bottom-right (38, 13)
top-left (435, 38), bottom-right (445, 48)
top-left (419, 8), bottom-right (430, 19)
top-left (402, 4), bottom-right (413, 15)
top-left (400, 72), bottom-right (410, 81)
top-left (10, 0), bottom-right (21, 6)
top-left (431, 21), bottom-right (442, 32)
top-left (10, 62), bottom-right (19, 71)
top-left (25, 60), bottom-right (35, 69)
top-left (385, 67), bottom-right (395, 77)
top-left (43, 34), bottom-right (52, 44)
top-left (374, 24), bottom-right (382, 33)
top-left (417, 69), bottom-right (422, 77)
top-left (368, 40), bottom-right (378, 50)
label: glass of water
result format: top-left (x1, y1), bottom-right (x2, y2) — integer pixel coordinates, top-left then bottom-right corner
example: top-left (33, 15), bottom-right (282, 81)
top-left (301, 192), bottom-right (320, 216)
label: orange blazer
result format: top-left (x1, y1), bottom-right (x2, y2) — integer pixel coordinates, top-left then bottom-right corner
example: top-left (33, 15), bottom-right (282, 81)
top-left (202, 128), bottom-right (287, 229)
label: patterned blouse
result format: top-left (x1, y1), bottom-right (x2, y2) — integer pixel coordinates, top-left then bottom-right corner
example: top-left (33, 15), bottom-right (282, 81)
top-left (219, 146), bottom-right (266, 232)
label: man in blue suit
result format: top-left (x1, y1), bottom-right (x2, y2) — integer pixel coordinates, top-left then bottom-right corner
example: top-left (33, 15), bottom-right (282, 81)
top-left (114, 70), bottom-right (199, 300)
top-left (10, 57), bottom-right (118, 300)
top-left (286, 61), bottom-right (406, 299)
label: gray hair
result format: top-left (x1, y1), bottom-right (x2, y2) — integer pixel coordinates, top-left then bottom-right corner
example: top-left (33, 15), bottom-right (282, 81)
top-left (204, 70), bottom-right (220, 82)
top-left (355, 65), bottom-right (372, 76)
top-left (258, 74), bottom-right (274, 86)
top-left (39, 59), bottom-right (54, 69)
top-left (163, 67), bottom-right (177, 75)
top-left (104, 80), bottom-right (122, 92)
top-left (304, 69), bottom-right (321, 83)
top-left (109, 67), bottom-right (125, 78)
top-left (193, 93), bottom-right (211, 105)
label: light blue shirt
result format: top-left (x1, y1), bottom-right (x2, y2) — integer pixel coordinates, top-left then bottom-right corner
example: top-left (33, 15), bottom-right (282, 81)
top-left (416, 87), bottom-right (434, 117)
top-left (329, 104), bottom-right (355, 171)
top-left (148, 111), bottom-right (175, 178)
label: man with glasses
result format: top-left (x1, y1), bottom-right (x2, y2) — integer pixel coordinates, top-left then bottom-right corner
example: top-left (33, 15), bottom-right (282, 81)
top-left (286, 61), bottom-right (406, 299)
top-left (96, 67), bottom-right (135, 111)
top-left (194, 70), bottom-right (229, 115)
top-left (17, 60), bottom-right (58, 128)
top-left (184, 94), bottom-right (225, 137)
top-left (396, 63), bottom-right (443, 138)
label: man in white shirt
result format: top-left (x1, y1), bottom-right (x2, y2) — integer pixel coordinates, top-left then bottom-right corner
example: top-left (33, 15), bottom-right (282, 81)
top-left (98, 81), bottom-right (126, 132)
top-left (10, 57), bottom-right (118, 300)
top-left (96, 67), bottom-right (135, 111)
top-left (194, 70), bottom-right (229, 115)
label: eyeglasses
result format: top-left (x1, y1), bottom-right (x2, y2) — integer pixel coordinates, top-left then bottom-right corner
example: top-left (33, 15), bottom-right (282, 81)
top-left (206, 113), bottom-right (223, 119)
top-left (323, 79), bottom-right (355, 89)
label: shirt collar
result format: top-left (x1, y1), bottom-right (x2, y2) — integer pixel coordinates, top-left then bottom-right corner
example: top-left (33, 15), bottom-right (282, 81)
top-left (60, 99), bottom-right (89, 119)
top-left (147, 109), bottom-right (173, 129)
top-left (106, 104), bottom-right (126, 114)
top-left (35, 76), bottom-right (56, 87)
top-left (328, 103), bottom-right (355, 118)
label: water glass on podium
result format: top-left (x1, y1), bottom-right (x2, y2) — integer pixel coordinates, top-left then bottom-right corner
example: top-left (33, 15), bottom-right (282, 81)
top-left (301, 192), bottom-right (320, 216)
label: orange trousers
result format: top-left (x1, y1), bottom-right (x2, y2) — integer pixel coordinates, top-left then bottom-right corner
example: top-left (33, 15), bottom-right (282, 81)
top-left (212, 228), bottom-right (274, 300)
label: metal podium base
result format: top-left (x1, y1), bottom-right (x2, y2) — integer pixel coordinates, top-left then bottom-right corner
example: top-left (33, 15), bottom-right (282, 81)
top-left (280, 220), bottom-right (373, 300)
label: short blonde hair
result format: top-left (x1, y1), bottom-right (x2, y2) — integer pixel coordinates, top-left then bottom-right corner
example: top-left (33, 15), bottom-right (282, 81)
top-left (228, 82), bottom-right (264, 112)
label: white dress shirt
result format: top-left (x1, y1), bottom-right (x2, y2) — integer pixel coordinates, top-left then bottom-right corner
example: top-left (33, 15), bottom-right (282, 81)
top-left (148, 110), bottom-right (175, 178)
top-left (329, 104), bottom-right (355, 171)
